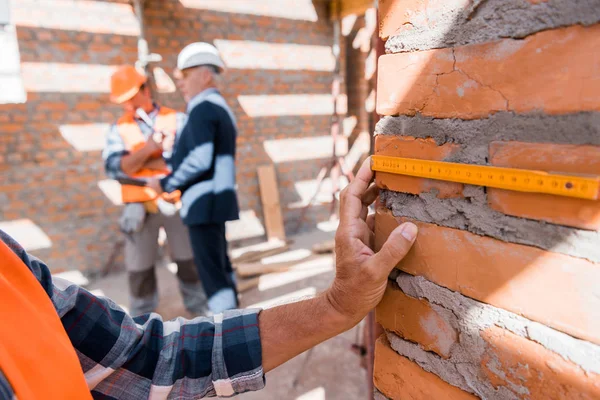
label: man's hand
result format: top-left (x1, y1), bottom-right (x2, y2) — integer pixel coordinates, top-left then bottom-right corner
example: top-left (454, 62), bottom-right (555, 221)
top-left (259, 157), bottom-right (418, 372)
top-left (161, 131), bottom-right (176, 154)
top-left (326, 157), bottom-right (418, 324)
top-left (146, 177), bottom-right (164, 195)
top-left (144, 134), bottom-right (163, 157)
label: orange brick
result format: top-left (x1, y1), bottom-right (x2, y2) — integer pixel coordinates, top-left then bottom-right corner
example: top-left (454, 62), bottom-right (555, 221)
top-left (374, 336), bottom-right (477, 400)
top-left (377, 24), bottom-right (600, 118)
top-left (37, 31), bottom-right (53, 41)
top-left (53, 42), bottom-right (80, 52)
top-left (481, 326), bottom-right (600, 399)
top-left (375, 135), bottom-right (463, 198)
top-left (376, 282), bottom-right (457, 358)
top-left (488, 141), bottom-right (600, 230)
top-left (375, 208), bottom-right (600, 344)
top-left (2, 124), bottom-right (24, 133)
top-left (75, 102), bottom-right (101, 111)
top-left (37, 102), bottom-right (69, 111)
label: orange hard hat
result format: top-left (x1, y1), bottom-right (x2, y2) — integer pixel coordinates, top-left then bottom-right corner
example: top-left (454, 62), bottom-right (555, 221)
top-left (110, 65), bottom-right (147, 104)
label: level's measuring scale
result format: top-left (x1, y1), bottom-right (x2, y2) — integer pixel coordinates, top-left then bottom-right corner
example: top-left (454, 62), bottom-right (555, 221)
top-left (371, 155), bottom-right (600, 200)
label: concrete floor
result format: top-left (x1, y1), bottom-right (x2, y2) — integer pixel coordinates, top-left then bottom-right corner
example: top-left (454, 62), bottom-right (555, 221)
top-left (84, 228), bottom-right (369, 400)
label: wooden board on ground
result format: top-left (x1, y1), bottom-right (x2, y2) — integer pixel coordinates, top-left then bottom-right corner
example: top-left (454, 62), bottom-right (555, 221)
top-left (236, 276), bottom-right (260, 293)
top-left (231, 241), bottom-right (292, 265)
top-left (236, 254), bottom-right (323, 278)
top-left (257, 165), bottom-right (286, 242)
top-left (230, 238), bottom-right (287, 259)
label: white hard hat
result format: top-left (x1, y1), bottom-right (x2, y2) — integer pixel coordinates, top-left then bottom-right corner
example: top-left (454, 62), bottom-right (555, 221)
top-left (177, 42), bottom-right (225, 72)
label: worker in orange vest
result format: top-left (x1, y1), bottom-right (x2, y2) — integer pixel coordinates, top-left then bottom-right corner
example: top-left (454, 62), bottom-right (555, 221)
top-left (102, 65), bottom-right (208, 316)
top-left (0, 158), bottom-right (418, 399)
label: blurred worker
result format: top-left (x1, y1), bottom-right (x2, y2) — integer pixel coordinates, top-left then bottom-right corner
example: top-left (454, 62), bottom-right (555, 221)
top-left (103, 65), bottom-right (207, 316)
top-left (148, 43), bottom-right (239, 314)
top-left (0, 158), bottom-right (419, 399)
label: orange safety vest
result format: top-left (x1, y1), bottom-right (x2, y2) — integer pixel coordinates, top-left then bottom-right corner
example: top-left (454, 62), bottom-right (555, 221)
top-left (0, 241), bottom-right (92, 399)
top-left (117, 107), bottom-right (178, 204)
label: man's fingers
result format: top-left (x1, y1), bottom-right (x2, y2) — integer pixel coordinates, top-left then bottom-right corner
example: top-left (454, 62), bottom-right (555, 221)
top-left (347, 157), bottom-right (374, 198)
top-left (366, 213), bottom-right (375, 232)
top-left (368, 222), bottom-right (418, 276)
top-left (362, 184), bottom-right (379, 206)
top-left (340, 157), bottom-right (374, 223)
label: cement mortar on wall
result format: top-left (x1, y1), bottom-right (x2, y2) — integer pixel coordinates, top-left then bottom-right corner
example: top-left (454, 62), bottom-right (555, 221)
top-left (385, 273), bottom-right (600, 399)
top-left (374, 389), bottom-right (390, 400)
top-left (375, 112), bottom-right (600, 262)
top-left (381, 189), bottom-right (600, 263)
top-left (396, 273), bottom-right (600, 374)
top-left (387, 333), bottom-right (516, 399)
top-left (375, 112), bottom-right (600, 165)
top-left (385, 0), bottom-right (600, 53)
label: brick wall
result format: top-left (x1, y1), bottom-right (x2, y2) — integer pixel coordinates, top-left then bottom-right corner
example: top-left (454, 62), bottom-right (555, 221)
top-left (373, 0), bottom-right (600, 398)
top-left (0, 0), bottom-right (341, 275)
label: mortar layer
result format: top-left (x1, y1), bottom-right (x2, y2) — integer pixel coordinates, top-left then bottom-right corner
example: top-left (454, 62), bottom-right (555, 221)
top-left (381, 189), bottom-right (600, 263)
top-left (375, 112), bottom-right (600, 262)
top-left (386, 0), bottom-right (600, 53)
top-left (375, 112), bottom-right (600, 165)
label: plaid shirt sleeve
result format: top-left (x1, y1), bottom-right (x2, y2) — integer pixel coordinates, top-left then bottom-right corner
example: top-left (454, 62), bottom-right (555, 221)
top-left (102, 123), bottom-right (128, 180)
top-left (0, 370), bottom-right (14, 400)
top-left (0, 230), bottom-right (265, 399)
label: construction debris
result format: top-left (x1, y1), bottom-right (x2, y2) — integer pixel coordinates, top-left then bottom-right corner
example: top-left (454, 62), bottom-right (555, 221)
top-left (312, 239), bottom-right (335, 254)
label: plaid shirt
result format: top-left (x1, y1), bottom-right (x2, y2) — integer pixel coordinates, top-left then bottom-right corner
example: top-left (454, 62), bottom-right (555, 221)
top-left (0, 230), bottom-right (265, 399)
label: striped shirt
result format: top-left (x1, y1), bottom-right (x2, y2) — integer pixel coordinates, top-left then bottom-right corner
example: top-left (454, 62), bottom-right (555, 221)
top-left (0, 230), bottom-right (265, 399)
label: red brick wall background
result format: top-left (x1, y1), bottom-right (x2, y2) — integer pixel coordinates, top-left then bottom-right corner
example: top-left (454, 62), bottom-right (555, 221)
top-left (0, 0), bottom-right (355, 275)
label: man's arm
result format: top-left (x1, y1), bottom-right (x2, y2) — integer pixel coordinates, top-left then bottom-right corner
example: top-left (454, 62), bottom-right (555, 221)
top-left (159, 106), bottom-right (215, 193)
top-left (0, 231), bottom-right (264, 398)
top-left (259, 157), bottom-right (418, 372)
top-left (103, 124), bottom-right (163, 178)
top-left (120, 137), bottom-right (162, 175)
top-left (0, 157), bottom-right (416, 397)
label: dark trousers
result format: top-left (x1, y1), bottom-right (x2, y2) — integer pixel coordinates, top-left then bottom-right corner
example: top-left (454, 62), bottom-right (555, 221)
top-left (188, 223), bottom-right (238, 308)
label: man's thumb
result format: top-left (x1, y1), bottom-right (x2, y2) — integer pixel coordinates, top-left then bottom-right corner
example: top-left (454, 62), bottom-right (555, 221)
top-left (372, 222), bottom-right (418, 270)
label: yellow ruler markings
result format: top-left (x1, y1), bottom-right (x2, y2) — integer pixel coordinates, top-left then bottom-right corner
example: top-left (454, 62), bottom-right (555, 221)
top-left (371, 155), bottom-right (600, 200)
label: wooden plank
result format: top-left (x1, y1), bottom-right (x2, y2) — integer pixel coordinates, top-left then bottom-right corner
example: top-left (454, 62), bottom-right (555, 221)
top-left (236, 259), bottom-right (300, 277)
top-left (257, 165), bottom-right (286, 241)
top-left (236, 254), bottom-right (322, 278)
top-left (230, 239), bottom-right (287, 259)
top-left (232, 243), bottom-right (291, 265)
top-left (236, 276), bottom-right (260, 293)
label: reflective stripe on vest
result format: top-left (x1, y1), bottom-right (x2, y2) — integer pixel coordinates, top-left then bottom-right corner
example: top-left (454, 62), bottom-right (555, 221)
top-left (117, 107), bottom-right (178, 204)
top-left (0, 241), bottom-right (92, 399)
